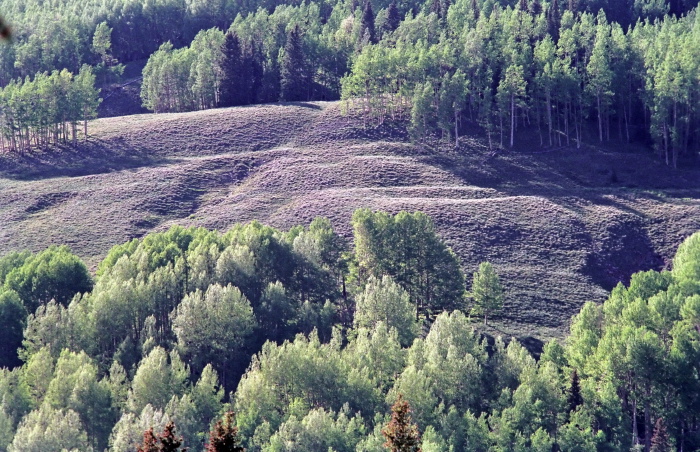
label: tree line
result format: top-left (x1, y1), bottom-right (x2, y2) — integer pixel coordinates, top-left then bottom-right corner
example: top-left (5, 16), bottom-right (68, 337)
top-left (135, 0), bottom-right (699, 165)
top-left (0, 210), bottom-right (698, 451)
top-left (0, 66), bottom-right (100, 153)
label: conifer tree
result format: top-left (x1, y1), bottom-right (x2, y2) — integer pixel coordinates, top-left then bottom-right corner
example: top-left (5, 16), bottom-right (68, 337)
top-left (280, 25), bottom-right (308, 102)
top-left (567, 369), bottom-right (583, 413)
top-left (382, 0), bottom-right (401, 36)
top-left (219, 31), bottom-right (246, 107)
top-left (547, 0), bottom-right (561, 40)
top-left (361, 1), bottom-right (377, 44)
top-left (383, 395), bottom-right (421, 452)
top-left (650, 418), bottom-right (672, 452)
top-left (206, 412), bottom-right (245, 452)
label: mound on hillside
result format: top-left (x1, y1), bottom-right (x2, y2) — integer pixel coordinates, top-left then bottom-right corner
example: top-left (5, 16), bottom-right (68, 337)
top-left (0, 101), bottom-right (698, 344)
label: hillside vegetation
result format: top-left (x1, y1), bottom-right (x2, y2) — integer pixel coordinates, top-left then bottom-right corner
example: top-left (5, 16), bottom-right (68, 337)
top-left (0, 102), bottom-right (698, 342)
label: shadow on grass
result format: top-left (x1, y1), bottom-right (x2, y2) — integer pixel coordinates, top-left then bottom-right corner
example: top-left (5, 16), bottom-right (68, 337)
top-left (0, 138), bottom-right (180, 181)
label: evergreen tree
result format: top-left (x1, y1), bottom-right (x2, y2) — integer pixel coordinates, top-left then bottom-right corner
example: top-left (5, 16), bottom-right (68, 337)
top-left (137, 428), bottom-right (159, 452)
top-left (206, 412), bottom-right (245, 452)
top-left (361, 1), bottom-right (377, 45)
top-left (470, 262), bottom-right (504, 325)
top-left (219, 31), bottom-right (246, 107)
top-left (383, 394), bottom-right (421, 452)
top-left (547, 0), bottom-right (561, 41)
top-left (382, 0), bottom-right (401, 36)
top-left (567, 369), bottom-right (583, 413)
top-left (137, 422), bottom-right (186, 452)
top-left (650, 418), bottom-right (672, 452)
top-left (280, 25), bottom-right (308, 102)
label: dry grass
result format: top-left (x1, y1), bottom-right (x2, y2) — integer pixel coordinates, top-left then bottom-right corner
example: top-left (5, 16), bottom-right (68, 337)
top-left (0, 101), bottom-right (698, 345)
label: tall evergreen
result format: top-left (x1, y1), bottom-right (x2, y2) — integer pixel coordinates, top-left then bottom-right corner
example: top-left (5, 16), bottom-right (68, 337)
top-left (383, 0), bottom-right (401, 36)
top-left (383, 395), bottom-right (421, 452)
top-left (280, 25), bottom-right (308, 102)
top-left (361, 1), bottom-right (377, 44)
top-left (548, 0), bottom-right (561, 41)
top-left (219, 31), bottom-right (247, 107)
top-left (650, 418), bottom-right (672, 452)
top-left (206, 412), bottom-right (245, 452)
top-left (567, 369), bottom-right (583, 412)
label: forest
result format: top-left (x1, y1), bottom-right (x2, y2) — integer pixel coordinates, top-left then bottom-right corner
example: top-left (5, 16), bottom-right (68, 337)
top-left (0, 0), bottom-right (698, 163)
top-left (0, 209), bottom-right (698, 451)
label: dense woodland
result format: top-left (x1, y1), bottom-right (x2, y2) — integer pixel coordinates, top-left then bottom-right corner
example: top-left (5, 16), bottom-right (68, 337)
top-left (0, 209), bottom-right (698, 451)
top-left (0, 0), bottom-right (697, 162)
top-left (133, 0), bottom-right (700, 165)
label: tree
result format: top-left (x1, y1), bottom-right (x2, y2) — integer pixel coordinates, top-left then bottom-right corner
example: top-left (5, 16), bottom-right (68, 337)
top-left (8, 406), bottom-right (92, 452)
top-left (383, 394), bottom-right (422, 452)
top-left (0, 290), bottom-right (27, 368)
top-left (470, 262), bottom-right (504, 325)
top-left (382, 0), bottom-right (401, 37)
top-left (354, 275), bottom-right (417, 347)
top-left (650, 418), bottom-right (672, 452)
top-left (497, 64), bottom-right (527, 148)
top-left (351, 209), bottom-right (466, 320)
top-left (586, 17), bottom-right (613, 143)
top-left (171, 284), bottom-right (256, 387)
top-left (206, 412), bottom-right (245, 452)
top-left (361, 0), bottom-right (377, 45)
top-left (218, 31), bottom-right (247, 107)
top-left (567, 369), bottom-right (583, 413)
top-left (137, 422), bottom-right (186, 452)
top-left (280, 25), bottom-right (308, 102)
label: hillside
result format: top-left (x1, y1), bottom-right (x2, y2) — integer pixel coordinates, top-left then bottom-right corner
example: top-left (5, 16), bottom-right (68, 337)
top-left (0, 101), bottom-right (698, 344)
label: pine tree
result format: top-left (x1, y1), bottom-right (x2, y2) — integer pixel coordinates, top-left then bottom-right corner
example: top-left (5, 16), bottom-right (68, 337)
top-left (383, 0), bottom-right (401, 36)
top-left (383, 394), bottom-right (422, 452)
top-left (138, 422), bottom-right (187, 452)
top-left (280, 25), bottom-right (308, 102)
top-left (361, 1), bottom-right (377, 44)
top-left (567, 369), bottom-right (583, 413)
top-left (206, 412), bottom-right (245, 452)
top-left (650, 418), bottom-right (672, 452)
top-left (159, 422), bottom-right (186, 452)
top-left (547, 0), bottom-right (561, 41)
top-left (137, 428), bottom-right (160, 452)
top-left (219, 31), bottom-right (247, 107)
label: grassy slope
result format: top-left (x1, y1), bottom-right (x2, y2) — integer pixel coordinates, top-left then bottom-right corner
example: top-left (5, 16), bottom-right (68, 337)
top-left (0, 101), bottom-right (698, 345)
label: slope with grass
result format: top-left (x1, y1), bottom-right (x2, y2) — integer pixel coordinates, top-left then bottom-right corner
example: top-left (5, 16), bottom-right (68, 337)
top-left (0, 102), bottom-right (698, 344)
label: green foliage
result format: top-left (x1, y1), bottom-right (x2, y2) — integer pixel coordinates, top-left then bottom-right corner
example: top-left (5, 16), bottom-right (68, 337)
top-left (0, 290), bottom-right (27, 368)
top-left (353, 275), bottom-right (417, 347)
top-left (172, 284), bottom-right (256, 385)
top-left (469, 261), bottom-right (504, 325)
top-left (280, 25), bottom-right (309, 102)
top-left (352, 209), bottom-right (465, 319)
top-left (3, 246), bottom-right (92, 313)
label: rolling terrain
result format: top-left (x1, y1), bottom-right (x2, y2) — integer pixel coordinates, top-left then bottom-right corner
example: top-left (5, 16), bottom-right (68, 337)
top-left (0, 101), bottom-right (698, 345)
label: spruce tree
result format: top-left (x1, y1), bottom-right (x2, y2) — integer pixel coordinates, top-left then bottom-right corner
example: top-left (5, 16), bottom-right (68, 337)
top-left (138, 422), bottom-right (187, 452)
top-left (280, 25), bottom-right (308, 102)
top-left (547, 0), bottom-right (561, 41)
top-left (206, 412), bottom-right (245, 452)
top-left (219, 31), bottom-right (247, 107)
top-left (383, 394), bottom-right (422, 452)
top-left (382, 0), bottom-right (401, 36)
top-left (567, 369), bottom-right (583, 413)
top-left (650, 418), bottom-right (672, 452)
top-left (137, 428), bottom-right (159, 452)
top-left (361, 1), bottom-right (377, 44)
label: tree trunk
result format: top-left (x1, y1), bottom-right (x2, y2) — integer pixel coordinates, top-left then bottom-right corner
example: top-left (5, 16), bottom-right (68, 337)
top-left (597, 94), bottom-right (603, 142)
top-left (547, 90), bottom-right (553, 146)
top-left (510, 93), bottom-right (515, 148)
